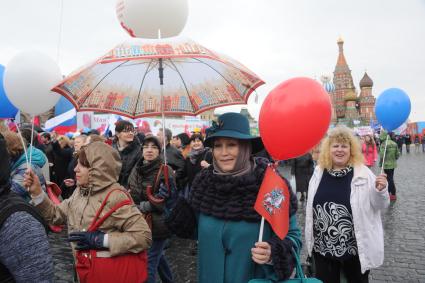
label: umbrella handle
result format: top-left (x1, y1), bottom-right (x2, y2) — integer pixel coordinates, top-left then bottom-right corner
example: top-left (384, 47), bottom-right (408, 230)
top-left (146, 164), bottom-right (170, 204)
top-left (146, 185), bottom-right (165, 204)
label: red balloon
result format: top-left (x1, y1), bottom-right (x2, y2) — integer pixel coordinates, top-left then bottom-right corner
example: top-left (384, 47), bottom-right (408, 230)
top-left (259, 77), bottom-right (331, 160)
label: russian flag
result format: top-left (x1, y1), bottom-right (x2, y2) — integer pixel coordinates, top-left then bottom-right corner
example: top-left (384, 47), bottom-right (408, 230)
top-left (44, 97), bottom-right (77, 134)
top-left (44, 108), bottom-right (77, 134)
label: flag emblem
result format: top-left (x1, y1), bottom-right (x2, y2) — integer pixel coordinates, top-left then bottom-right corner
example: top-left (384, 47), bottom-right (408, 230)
top-left (254, 166), bottom-right (290, 239)
top-left (263, 188), bottom-right (284, 215)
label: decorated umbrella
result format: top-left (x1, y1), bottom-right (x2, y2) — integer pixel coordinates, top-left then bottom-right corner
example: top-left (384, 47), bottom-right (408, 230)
top-left (52, 36), bottom-right (264, 188)
top-left (52, 37), bottom-right (264, 119)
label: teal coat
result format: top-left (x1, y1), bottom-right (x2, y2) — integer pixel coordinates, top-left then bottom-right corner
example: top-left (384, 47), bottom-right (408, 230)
top-left (165, 158), bottom-right (302, 282)
top-left (197, 213), bottom-right (300, 283)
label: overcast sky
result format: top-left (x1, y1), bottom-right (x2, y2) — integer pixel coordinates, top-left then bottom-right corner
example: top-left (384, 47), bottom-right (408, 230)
top-left (0, 0), bottom-right (424, 121)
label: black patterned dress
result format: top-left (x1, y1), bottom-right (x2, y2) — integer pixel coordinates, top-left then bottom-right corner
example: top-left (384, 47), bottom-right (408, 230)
top-left (312, 168), bottom-right (358, 260)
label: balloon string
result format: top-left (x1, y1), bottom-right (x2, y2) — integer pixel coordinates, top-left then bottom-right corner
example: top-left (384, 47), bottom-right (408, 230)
top-left (380, 135), bottom-right (389, 175)
top-left (56, 0), bottom-right (64, 64)
top-left (16, 124), bottom-right (29, 167)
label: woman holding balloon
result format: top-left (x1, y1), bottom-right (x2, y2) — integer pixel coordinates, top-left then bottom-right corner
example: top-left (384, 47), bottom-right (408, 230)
top-left (305, 126), bottom-right (389, 282)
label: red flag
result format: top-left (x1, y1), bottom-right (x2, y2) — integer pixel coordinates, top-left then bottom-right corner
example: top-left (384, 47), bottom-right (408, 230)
top-left (254, 166), bottom-right (290, 240)
top-left (34, 116), bottom-right (40, 126)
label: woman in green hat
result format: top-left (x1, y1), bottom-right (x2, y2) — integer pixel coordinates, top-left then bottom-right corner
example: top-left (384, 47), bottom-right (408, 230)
top-left (167, 112), bottom-right (301, 283)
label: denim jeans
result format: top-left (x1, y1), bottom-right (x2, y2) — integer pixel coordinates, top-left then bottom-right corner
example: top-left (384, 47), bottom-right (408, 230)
top-left (147, 239), bottom-right (174, 283)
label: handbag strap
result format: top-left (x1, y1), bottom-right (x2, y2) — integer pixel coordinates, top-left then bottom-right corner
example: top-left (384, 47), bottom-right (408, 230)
top-left (287, 236), bottom-right (306, 279)
top-left (87, 188), bottom-right (132, 232)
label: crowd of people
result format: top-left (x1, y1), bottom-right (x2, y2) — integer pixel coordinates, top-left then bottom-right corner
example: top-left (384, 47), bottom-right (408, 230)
top-left (1, 112), bottom-right (418, 282)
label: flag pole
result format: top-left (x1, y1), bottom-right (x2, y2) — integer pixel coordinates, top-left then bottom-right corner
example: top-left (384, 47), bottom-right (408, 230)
top-left (258, 217), bottom-right (264, 242)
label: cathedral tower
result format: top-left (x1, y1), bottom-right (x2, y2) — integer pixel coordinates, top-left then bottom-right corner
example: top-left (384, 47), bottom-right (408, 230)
top-left (358, 72), bottom-right (376, 123)
top-left (332, 38), bottom-right (356, 119)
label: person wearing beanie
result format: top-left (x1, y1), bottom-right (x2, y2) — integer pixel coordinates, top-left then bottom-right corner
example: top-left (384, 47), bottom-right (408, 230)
top-left (0, 133), bottom-right (54, 282)
top-left (127, 135), bottom-right (177, 283)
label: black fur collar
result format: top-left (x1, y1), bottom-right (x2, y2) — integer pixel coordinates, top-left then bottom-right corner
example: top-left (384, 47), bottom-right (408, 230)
top-left (190, 158), bottom-right (297, 222)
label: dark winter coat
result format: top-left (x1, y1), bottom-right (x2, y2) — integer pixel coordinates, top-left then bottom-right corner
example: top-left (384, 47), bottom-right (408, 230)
top-left (395, 136), bottom-right (404, 148)
top-left (113, 139), bottom-right (141, 188)
top-left (127, 157), bottom-right (176, 240)
top-left (51, 141), bottom-right (73, 186)
top-left (290, 153), bottom-right (314, 193)
top-left (404, 134), bottom-right (412, 145)
top-left (184, 148), bottom-right (212, 189)
top-left (60, 155), bottom-right (78, 199)
top-left (163, 144), bottom-right (186, 189)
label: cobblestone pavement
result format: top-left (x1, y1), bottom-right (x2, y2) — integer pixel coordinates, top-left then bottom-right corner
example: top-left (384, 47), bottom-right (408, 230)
top-left (50, 152), bottom-right (425, 282)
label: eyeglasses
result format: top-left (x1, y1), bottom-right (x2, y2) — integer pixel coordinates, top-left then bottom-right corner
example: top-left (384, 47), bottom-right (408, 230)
top-left (142, 145), bottom-right (159, 150)
top-left (121, 129), bottom-right (135, 133)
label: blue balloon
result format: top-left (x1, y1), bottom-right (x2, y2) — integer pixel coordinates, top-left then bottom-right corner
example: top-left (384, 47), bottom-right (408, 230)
top-left (0, 64), bottom-right (18, 118)
top-left (375, 88), bottom-right (411, 131)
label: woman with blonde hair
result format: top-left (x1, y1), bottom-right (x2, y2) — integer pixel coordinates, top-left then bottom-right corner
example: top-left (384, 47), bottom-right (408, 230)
top-left (305, 126), bottom-right (389, 283)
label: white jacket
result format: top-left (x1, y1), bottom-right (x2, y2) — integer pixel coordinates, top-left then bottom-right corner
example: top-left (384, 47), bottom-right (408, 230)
top-left (305, 164), bottom-right (390, 274)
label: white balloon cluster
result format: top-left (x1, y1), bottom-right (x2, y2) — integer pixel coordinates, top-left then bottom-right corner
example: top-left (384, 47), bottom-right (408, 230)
top-left (116, 0), bottom-right (189, 38)
top-left (4, 50), bottom-right (62, 116)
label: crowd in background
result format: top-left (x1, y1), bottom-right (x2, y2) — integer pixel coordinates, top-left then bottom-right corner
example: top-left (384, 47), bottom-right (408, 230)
top-left (0, 115), bottom-right (421, 283)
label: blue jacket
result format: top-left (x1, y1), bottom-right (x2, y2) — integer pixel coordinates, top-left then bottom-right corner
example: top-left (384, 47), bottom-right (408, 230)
top-left (10, 147), bottom-right (47, 202)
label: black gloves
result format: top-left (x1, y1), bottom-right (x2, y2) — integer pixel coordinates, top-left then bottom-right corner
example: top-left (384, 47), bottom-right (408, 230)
top-left (165, 197), bottom-right (197, 239)
top-left (69, 230), bottom-right (106, 250)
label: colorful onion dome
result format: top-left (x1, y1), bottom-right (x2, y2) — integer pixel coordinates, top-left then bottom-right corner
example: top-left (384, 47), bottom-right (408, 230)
top-left (359, 72), bottom-right (373, 88)
top-left (324, 81), bottom-right (335, 93)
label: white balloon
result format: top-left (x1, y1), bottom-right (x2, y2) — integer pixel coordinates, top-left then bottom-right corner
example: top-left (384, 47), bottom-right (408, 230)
top-left (116, 0), bottom-right (189, 38)
top-left (4, 51), bottom-right (62, 116)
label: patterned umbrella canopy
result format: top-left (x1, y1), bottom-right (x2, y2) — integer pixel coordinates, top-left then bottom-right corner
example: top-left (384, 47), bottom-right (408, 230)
top-left (52, 37), bottom-right (264, 118)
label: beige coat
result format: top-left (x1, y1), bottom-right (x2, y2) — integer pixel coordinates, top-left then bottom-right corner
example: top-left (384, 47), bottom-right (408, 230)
top-left (36, 141), bottom-right (152, 257)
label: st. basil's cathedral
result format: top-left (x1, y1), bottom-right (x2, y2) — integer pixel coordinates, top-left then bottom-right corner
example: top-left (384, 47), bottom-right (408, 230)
top-left (321, 38), bottom-right (376, 127)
